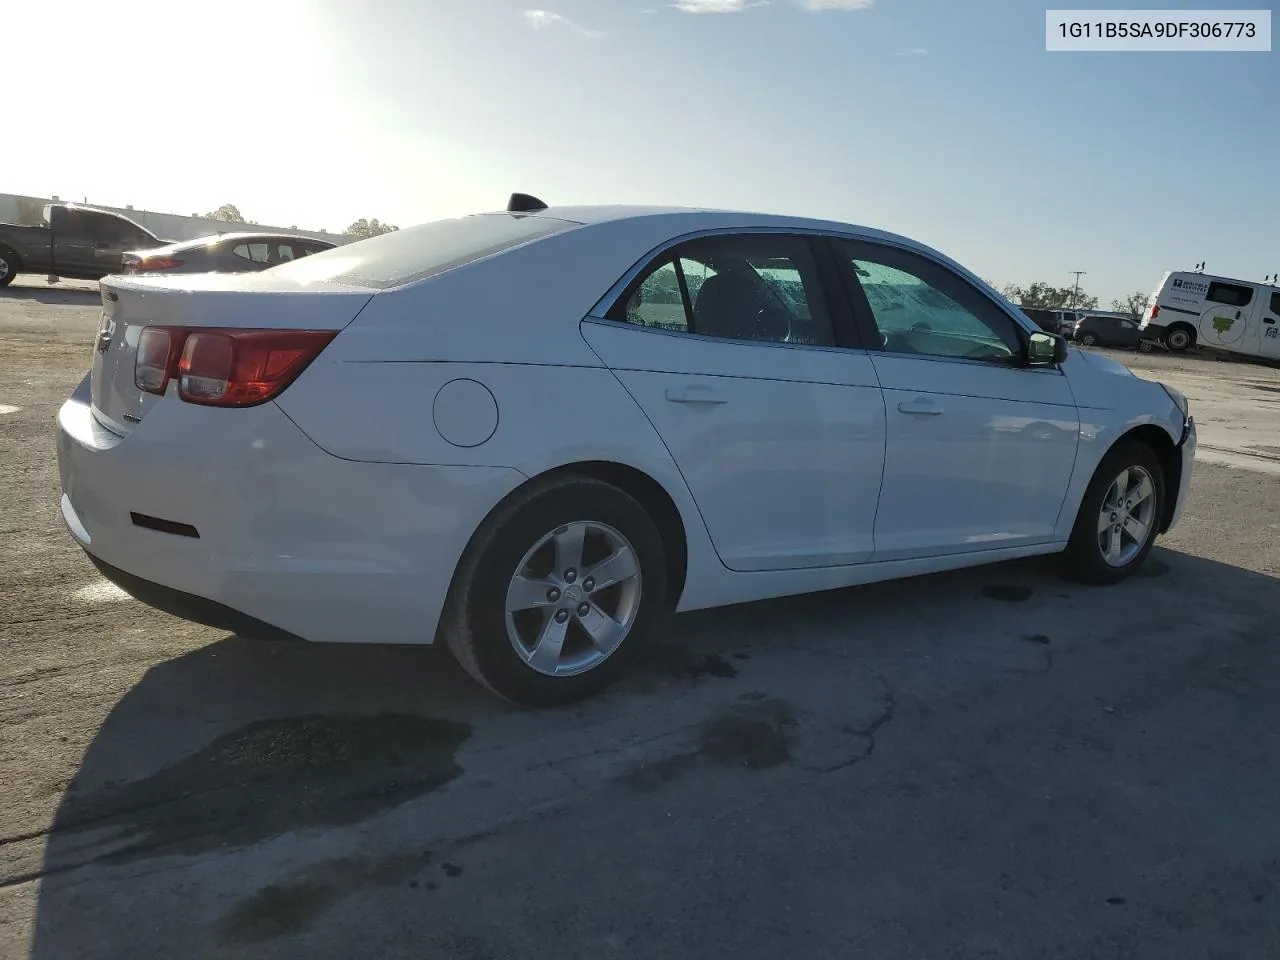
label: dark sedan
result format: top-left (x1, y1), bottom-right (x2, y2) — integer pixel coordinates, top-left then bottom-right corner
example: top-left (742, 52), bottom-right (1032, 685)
top-left (1072, 314), bottom-right (1155, 352)
top-left (122, 232), bottom-right (336, 275)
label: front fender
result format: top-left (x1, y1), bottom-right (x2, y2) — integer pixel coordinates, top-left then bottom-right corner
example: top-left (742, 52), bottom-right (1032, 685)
top-left (1054, 350), bottom-right (1184, 538)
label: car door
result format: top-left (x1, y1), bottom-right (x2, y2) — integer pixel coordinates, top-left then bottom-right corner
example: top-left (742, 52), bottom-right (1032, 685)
top-left (86, 213), bottom-right (132, 277)
top-left (1261, 291), bottom-right (1280, 359)
top-left (1115, 317), bottom-right (1142, 347)
top-left (580, 232), bottom-right (887, 573)
top-left (49, 206), bottom-right (97, 275)
top-left (1196, 279), bottom-right (1257, 351)
top-left (828, 237), bottom-right (1080, 561)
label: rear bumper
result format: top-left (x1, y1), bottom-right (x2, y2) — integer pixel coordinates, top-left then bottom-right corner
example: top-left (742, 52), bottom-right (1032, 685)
top-left (56, 374), bottom-right (525, 644)
top-left (79, 547), bottom-right (304, 642)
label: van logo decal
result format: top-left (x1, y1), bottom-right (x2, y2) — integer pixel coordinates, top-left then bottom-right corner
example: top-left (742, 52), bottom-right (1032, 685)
top-left (1211, 315), bottom-right (1235, 333)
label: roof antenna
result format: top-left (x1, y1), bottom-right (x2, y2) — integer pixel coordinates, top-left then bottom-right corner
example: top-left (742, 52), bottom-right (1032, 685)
top-left (507, 193), bottom-right (548, 213)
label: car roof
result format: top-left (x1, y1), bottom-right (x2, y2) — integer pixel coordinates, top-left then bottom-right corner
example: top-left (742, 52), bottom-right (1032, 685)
top-left (525, 203), bottom-right (911, 236)
top-left (509, 204), bottom-right (956, 263)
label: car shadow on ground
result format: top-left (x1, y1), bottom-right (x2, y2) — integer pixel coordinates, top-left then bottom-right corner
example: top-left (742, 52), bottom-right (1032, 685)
top-left (0, 285), bottom-right (99, 305)
top-left (21, 547), bottom-right (1280, 959)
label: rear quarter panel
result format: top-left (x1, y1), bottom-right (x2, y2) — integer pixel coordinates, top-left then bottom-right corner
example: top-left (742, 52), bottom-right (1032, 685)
top-left (276, 220), bottom-right (758, 608)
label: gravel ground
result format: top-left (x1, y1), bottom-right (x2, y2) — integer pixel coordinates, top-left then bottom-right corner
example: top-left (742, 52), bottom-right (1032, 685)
top-left (1, 278), bottom-right (1278, 960)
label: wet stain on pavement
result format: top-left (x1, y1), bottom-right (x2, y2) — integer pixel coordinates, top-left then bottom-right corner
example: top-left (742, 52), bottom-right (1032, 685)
top-left (700, 703), bottom-right (794, 769)
top-left (621, 698), bottom-right (795, 791)
top-left (217, 850), bottom-right (434, 945)
top-left (982, 585), bottom-right (1033, 602)
top-left (1022, 634), bottom-right (1052, 646)
top-left (635, 645), bottom-right (739, 682)
top-left (58, 714), bottom-right (471, 864)
top-left (442, 861), bottom-right (464, 878)
top-left (683, 653), bottom-right (739, 680)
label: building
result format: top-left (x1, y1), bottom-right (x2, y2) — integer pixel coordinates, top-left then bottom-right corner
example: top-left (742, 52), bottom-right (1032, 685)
top-left (0, 192), bottom-right (352, 245)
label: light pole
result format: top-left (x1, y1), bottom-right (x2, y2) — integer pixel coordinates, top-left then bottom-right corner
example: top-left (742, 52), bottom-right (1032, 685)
top-left (1069, 271), bottom-right (1086, 311)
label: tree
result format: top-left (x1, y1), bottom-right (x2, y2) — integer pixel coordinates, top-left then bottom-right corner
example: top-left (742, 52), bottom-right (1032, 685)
top-left (1111, 291), bottom-right (1148, 319)
top-left (1003, 281), bottom-right (1098, 311)
top-left (346, 218), bottom-right (399, 239)
top-left (204, 204), bottom-right (246, 223)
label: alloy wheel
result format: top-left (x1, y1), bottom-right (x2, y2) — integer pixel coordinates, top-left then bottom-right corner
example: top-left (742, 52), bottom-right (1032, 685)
top-left (504, 521), bottom-right (643, 677)
top-left (1097, 465), bottom-right (1157, 567)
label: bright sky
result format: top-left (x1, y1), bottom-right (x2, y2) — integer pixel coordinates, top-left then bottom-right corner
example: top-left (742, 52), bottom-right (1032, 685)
top-left (9, 0), bottom-right (1277, 304)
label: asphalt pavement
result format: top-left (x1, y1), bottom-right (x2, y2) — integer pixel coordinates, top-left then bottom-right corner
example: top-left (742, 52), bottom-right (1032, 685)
top-left (1, 279), bottom-right (1278, 959)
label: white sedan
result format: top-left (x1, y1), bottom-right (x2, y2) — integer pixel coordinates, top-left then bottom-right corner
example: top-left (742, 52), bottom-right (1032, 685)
top-left (56, 196), bottom-right (1196, 706)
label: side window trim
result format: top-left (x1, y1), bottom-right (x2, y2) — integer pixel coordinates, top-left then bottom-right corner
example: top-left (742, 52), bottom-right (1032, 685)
top-left (819, 236), bottom-right (883, 351)
top-left (825, 236), bottom-right (1034, 365)
top-left (674, 258), bottom-right (695, 324)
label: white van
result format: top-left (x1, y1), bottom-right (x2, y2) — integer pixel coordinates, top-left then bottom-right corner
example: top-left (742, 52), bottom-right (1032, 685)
top-left (1140, 271), bottom-right (1280, 357)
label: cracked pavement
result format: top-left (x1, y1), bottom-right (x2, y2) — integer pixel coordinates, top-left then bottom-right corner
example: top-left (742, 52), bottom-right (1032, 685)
top-left (2, 281), bottom-right (1280, 959)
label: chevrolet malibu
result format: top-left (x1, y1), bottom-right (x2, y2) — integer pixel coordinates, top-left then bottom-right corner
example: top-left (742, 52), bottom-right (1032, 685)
top-left (56, 196), bottom-right (1196, 706)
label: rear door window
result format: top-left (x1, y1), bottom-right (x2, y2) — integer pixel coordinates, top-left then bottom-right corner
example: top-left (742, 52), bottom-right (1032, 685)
top-left (1206, 281), bottom-right (1254, 307)
top-left (609, 234), bottom-right (835, 347)
top-left (232, 242), bottom-right (271, 263)
top-left (88, 215), bottom-right (127, 244)
top-left (1271, 292), bottom-right (1280, 315)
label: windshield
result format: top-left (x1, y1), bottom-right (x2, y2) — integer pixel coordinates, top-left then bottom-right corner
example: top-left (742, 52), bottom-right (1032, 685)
top-left (264, 213), bottom-right (577, 289)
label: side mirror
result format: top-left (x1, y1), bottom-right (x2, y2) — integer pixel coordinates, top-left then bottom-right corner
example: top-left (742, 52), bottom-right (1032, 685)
top-left (1025, 331), bottom-right (1066, 366)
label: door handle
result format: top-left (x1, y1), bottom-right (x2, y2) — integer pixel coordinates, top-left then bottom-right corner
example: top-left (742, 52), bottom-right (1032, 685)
top-left (897, 397), bottom-right (943, 416)
top-left (665, 386), bottom-right (726, 405)
top-left (1265, 317), bottom-right (1276, 325)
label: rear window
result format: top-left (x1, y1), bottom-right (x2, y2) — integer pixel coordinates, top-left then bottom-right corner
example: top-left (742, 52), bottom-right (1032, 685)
top-left (265, 213), bottom-right (576, 289)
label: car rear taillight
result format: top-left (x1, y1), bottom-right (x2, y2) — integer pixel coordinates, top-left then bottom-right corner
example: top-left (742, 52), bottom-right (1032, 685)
top-left (134, 327), bottom-right (337, 406)
top-left (1150, 305), bottom-right (1160, 320)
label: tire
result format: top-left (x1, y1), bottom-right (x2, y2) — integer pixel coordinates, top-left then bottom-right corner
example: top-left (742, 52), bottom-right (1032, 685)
top-left (1137, 340), bottom-right (1153, 353)
top-left (0, 248), bottom-right (18, 288)
top-left (1059, 441), bottom-right (1165, 585)
top-left (441, 475), bottom-right (668, 706)
top-left (1080, 333), bottom-right (1098, 346)
top-left (1165, 325), bottom-right (1194, 352)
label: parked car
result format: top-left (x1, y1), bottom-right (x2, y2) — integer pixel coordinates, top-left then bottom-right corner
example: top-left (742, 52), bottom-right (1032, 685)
top-left (1072, 313), bottom-right (1154, 351)
top-left (1017, 308), bottom-right (1082, 336)
top-left (1140, 269), bottom-right (1280, 357)
top-left (122, 232), bottom-right (337, 275)
top-left (56, 196), bottom-right (1196, 706)
top-left (0, 203), bottom-right (166, 287)
top-left (1019, 307), bottom-right (1060, 333)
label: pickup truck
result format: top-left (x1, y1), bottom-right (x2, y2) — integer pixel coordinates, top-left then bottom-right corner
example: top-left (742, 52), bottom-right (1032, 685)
top-left (0, 203), bottom-right (168, 287)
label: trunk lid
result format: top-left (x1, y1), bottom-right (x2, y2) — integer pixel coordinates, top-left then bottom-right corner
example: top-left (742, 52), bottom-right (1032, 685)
top-left (91, 271), bottom-right (375, 435)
